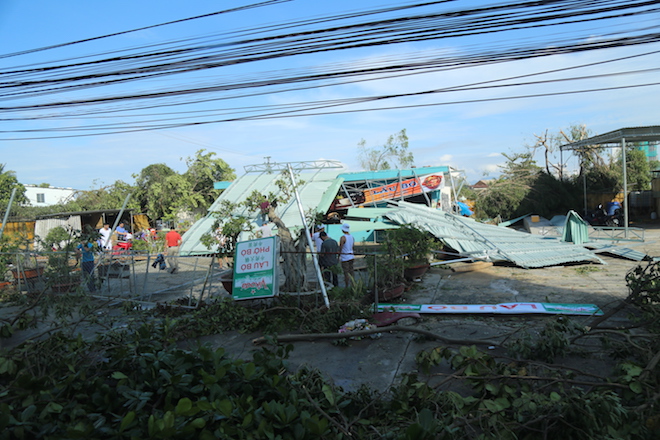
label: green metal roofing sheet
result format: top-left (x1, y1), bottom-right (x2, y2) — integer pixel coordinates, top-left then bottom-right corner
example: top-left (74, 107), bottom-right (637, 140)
top-left (181, 169), bottom-right (342, 255)
top-left (213, 181), bottom-right (232, 190)
top-left (562, 210), bottom-right (590, 245)
top-left (497, 213), bottom-right (531, 227)
top-left (384, 202), bottom-right (603, 268)
top-left (346, 207), bottom-right (398, 219)
top-left (583, 243), bottom-right (648, 261)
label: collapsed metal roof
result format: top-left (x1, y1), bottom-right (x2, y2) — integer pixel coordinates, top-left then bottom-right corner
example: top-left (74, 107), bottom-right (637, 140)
top-left (180, 161), bottom-right (344, 255)
top-left (181, 162), bottom-right (603, 267)
top-left (383, 202), bottom-right (603, 268)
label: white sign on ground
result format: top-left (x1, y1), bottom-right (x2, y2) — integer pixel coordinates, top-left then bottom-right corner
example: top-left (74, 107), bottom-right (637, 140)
top-left (376, 302), bottom-right (603, 316)
top-left (233, 236), bottom-right (278, 300)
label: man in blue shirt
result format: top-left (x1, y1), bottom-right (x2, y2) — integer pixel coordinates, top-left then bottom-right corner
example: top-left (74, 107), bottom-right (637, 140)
top-left (116, 222), bottom-right (128, 241)
top-left (76, 241), bottom-right (96, 292)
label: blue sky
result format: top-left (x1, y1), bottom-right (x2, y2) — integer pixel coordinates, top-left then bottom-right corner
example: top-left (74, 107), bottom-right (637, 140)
top-left (1, 0), bottom-right (659, 190)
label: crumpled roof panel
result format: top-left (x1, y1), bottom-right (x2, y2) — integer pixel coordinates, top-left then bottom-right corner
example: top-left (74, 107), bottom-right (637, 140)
top-left (385, 202), bottom-right (603, 268)
top-left (181, 169), bottom-right (341, 255)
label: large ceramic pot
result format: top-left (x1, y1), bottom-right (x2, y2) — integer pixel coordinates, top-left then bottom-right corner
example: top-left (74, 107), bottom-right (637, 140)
top-left (219, 269), bottom-right (233, 294)
top-left (404, 263), bottom-right (430, 281)
top-left (377, 283), bottom-right (405, 301)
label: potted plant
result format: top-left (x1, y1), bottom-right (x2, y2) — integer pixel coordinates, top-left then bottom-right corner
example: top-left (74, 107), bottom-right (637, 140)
top-left (10, 253), bottom-right (45, 281)
top-left (0, 237), bottom-right (15, 289)
top-left (42, 226), bottom-right (81, 293)
top-left (367, 244), bottom-right (407, 302)
top-left (383, 224), bottom-right (436, 281)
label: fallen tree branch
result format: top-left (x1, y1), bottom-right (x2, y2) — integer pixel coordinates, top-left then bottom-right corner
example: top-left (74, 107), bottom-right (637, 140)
top-left (252, 325), bottom-right (499, 346)
top-left (431, 372), bottom-right (630, 390)
top-left (640, 350), bottom-right (660, 382)
top-left (301, 385), bottom-right (353, 437)
top-left (491, 354), bottom-right (612, 382)
top-left (570, 329), bottom-right (653, 352)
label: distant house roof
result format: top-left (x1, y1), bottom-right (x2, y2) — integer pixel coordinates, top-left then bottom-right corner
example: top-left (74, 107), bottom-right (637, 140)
top-left (37, 209), bottom-right (133, 219)
top-left (472, 179), bottom-right (493, 189)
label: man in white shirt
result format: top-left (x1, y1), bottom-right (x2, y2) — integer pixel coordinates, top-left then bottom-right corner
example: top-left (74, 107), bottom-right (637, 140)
top-left (98, 223), bottom-right (112, 250)
top-left (339, 223), bottom-right (355, 287)
top-left (312, 224), bottom-right (324, 253)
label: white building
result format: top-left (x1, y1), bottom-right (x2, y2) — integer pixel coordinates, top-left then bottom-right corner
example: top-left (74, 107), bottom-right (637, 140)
top-left (24, 185), bottom-right (77, 207)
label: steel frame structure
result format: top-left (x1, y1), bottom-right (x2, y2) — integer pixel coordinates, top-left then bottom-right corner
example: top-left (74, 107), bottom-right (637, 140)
top-left (560, 126), bottom-right (660, 237)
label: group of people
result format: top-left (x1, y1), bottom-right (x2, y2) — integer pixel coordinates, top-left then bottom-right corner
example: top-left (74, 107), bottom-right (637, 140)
top-left (97, 222), bottom-right (132, 250)
top-left (312, 223), bottom-right (354, 288)
top-left (75, 221), bottom-right (137, 293)
top-left (80, 216), bottom-right (355, 292)
top-left (74, 222), bottom-right (184, 293)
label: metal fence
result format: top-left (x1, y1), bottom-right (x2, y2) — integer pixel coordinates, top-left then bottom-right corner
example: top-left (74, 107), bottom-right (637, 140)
top-left (1, 251), bottom-right (229, 307)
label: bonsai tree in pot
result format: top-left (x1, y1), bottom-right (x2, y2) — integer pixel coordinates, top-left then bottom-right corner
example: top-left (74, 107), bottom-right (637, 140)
top-left (368, 250), bottom-right (407, 302)
top-left (384, 224), bottom-right (437, 281)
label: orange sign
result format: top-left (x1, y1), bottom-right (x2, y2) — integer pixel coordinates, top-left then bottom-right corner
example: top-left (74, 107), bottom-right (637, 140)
top-left (362, 173), bottom-right (443, 204)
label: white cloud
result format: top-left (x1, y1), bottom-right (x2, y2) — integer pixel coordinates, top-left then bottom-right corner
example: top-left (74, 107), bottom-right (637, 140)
top-left (483, 163), bottom-right (501, 174)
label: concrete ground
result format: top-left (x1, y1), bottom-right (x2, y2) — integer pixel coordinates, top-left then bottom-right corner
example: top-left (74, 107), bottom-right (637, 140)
top-left (181, 222), bottom-right (660, 393)
top-left (3, 222), bottom-right (660, 392)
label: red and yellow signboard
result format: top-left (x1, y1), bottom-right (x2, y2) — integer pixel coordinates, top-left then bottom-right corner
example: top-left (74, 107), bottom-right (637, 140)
top-left (362, 173), bottom-right (444, 204)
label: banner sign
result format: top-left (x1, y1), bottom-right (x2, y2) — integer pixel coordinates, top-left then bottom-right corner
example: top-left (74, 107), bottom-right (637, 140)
top-left (376, 302), bottom-right (603, 316)
top-left (362, 173), bottom-right (444, 204)
top-left (233, 236), bottom-right (278, 300)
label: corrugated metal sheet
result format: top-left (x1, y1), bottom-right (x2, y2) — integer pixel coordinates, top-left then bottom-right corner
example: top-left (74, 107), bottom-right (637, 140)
top-left (384, 202), bottom-right (603, 268)
top-left (181, 169), bottom-right (342, 255)
top-left (562, 210), bottom-right (590, 245)
top-left (497, 213), bottom-right (531, 227)
top-left (325, 219), bottom-right (399, 243)
top-left (34, 217), bottom-right (82, 250)
top-left (213, 181), bottom-right (232, 190)
top-left (346, 207), bottom-right (397, 219)
top-left (317, 177), bottom-right (344, 214)
top-left (583, 243), bottom-right (648, 261)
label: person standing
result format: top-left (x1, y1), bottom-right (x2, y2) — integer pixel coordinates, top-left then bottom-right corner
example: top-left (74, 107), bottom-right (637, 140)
top-left (339, 223), bottom-right (355, 287)
top-left (312, 224), bottom-right (324, 253)
top-left (98, 223), bottom-right (112, 250)
top-left (76, 240), bottom-right (96, 292)
top-left (259, 196), bottom-right (270, 223)
top-left (319, 231), bottom-right (339, 287)
top-left (165, 226), bottom-right (183, 274)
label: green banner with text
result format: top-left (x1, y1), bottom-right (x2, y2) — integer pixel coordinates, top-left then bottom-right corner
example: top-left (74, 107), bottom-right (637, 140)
top-left (233, 236), bottom-right (278, 300)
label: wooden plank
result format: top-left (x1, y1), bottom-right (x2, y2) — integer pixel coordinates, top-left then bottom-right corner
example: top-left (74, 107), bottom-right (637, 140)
top-left (449, 261), bottom-right (493, 273)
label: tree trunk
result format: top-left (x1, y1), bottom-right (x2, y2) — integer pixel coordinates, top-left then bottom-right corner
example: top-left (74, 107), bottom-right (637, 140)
top-left (267, 206), bottom-right (308, 292)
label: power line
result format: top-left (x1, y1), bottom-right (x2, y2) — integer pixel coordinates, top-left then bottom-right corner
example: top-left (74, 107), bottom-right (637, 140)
top-left (1, 0), bottom-right (659, 139)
